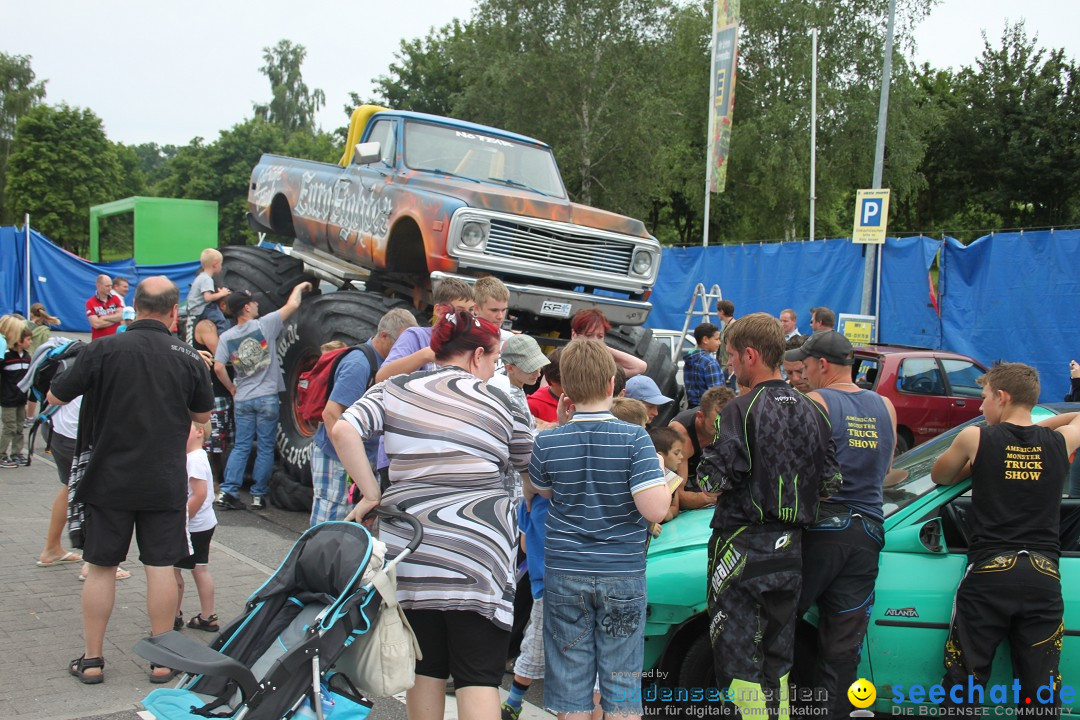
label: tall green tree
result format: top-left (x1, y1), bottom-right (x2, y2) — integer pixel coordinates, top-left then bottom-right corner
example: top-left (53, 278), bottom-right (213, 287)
top-left (905, 22), bottom-right (1080, 239)
top-left (710, 0), bottom-right (935, 243)
top-left (363, 0), bottom-right (937, 245)
top-left (254, 40), bottom-right (326, 133)
top-left (455, 0), bottom-right (673, 211)
top-left (6, 104), bottom-right (122, 256)
top-left (0, 53), bottom-right (47, 223)
top-left (157, 118), bottom-right (340, 246)
top-left (371, 21), bottom-right (470, 117)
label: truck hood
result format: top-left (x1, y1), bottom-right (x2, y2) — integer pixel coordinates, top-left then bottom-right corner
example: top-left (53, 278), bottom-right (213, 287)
top-left (400, 172), bottom-right (652, 239)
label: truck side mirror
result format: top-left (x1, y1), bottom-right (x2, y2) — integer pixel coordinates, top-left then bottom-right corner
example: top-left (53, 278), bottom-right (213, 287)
top-left (352, 142), bottom-right (381, 166)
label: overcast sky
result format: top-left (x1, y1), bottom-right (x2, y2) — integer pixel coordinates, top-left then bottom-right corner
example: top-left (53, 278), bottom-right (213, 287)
top-left (3, 0), bottom-right (1077, 147)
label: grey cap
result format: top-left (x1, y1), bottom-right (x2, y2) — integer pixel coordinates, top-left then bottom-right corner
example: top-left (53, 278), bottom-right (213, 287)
top-left (501, 334), bottom-right (550, 373)
top-left (784, 329), bottom-right (854, 365)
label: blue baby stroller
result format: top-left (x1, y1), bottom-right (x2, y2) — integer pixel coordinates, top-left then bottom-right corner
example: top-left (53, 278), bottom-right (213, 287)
top-left (134, 506), bottom-right (422, 719)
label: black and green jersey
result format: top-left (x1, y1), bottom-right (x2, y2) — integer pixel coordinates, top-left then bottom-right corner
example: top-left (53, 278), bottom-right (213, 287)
top-left (698, 379), bottom-right (841, 530)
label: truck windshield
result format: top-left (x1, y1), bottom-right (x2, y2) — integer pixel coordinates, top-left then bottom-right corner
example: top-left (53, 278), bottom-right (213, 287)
top-left (403, 121), bottom-right (566, 198)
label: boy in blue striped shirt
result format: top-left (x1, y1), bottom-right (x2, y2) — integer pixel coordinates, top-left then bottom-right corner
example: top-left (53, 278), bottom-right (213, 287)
top-left (527, 339), bottom-right (670, 720)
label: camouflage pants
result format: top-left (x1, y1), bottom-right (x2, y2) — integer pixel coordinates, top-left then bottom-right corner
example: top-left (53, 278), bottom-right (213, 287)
top-left (707, 526), bottom-right (802, 711)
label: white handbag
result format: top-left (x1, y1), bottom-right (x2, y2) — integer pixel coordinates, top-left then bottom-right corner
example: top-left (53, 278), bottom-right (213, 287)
top-left (337, 565), bottom-right (422, 697)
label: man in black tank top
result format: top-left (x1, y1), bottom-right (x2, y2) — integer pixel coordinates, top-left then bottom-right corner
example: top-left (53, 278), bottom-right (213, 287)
top-left (932, 363), bottom-right (1080, 714)
top-left (788, 331), bottom-right (897, 718)
top-left (670, 386), bottom-right (734, 509)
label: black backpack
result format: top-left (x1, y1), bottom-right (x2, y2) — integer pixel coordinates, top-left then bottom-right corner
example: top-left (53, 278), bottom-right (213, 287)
top-left (25, 340), bottom-right (87, 466)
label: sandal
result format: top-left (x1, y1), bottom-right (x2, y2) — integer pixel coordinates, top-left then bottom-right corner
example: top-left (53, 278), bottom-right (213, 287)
top-left (174, 613), bottom-right (184, 631)
top-left (186, 613), bottom-right (220, 632)
top-left (149, 663), bottom-right (179, 684)
top-left (69, 655), bottom-right (104, 684)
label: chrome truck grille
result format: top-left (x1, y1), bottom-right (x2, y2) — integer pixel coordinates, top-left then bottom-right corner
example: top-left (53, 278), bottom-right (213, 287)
top-left (486, 219), bottom-right (634, 275)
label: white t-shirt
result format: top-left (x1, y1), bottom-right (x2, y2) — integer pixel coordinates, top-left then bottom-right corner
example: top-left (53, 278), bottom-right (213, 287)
top-left (51, 396), bottom-right (83, 440)
top-left (186, 449), bottom-right (217, 533)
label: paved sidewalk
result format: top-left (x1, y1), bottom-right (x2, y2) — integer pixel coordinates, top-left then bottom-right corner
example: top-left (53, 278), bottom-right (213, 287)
top-left (0, 453), bottom-right (275, 720)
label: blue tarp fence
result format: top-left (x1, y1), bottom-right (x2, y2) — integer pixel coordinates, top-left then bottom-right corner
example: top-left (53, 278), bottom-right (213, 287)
top-left (3, 225), bottom-right (1077, 401)
top-left (0, 226), bottom-right (200, 332)
top-left (938, 229), bottom-right (1080, 404)
top-left (647, 231), bottom-right (1077, 403)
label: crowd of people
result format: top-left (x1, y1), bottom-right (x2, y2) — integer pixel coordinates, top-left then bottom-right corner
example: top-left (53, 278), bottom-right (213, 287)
top-left (8, 262), bottom-right (1078, 719)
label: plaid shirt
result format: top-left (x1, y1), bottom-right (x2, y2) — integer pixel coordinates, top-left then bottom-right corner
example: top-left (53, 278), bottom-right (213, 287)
top-left (683, 348), bottom-right (724, 407)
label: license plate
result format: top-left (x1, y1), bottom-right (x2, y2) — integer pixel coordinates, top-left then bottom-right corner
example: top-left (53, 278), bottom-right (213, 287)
top-left (540, 300), bottom-right (572, 318)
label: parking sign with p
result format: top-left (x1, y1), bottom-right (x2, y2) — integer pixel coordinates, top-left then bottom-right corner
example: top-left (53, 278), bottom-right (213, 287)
top-left (852, 189), bottom-right (890, 244)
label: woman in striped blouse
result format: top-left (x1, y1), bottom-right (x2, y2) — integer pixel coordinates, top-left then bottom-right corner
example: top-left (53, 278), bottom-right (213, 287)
top-left (333, 312), bottom-right (533, 720)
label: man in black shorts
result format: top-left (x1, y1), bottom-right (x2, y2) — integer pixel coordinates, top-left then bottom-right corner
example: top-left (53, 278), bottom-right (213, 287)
top-left (697, 314), bottom-right (840, 719)
top-left (932, 363), bottom-right (1080, 715)
top-left (50, 276), bottom-right (214, 684)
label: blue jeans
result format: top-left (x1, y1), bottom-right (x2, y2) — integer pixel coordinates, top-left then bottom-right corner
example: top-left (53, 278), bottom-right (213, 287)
top-left (199, 302), bottom-right (230, 334)
top-left (543, 572), bottom-right (647, 715)
top-left (221, 394), bottom-right (279, 498)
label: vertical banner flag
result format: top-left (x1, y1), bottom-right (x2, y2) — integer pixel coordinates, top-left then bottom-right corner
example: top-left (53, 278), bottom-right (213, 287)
top-left (709, 0), bottom-right (740, 193)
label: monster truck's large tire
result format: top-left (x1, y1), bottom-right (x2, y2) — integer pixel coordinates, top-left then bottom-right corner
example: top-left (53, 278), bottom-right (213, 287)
top-left (607, 326), bottom-right (682, 426)
top-left (268, 467), bottom-right (313, 512)
top-left (276, 291), bottom-right (421, 485)
top-left (219, 246), bottom-right (315, 317)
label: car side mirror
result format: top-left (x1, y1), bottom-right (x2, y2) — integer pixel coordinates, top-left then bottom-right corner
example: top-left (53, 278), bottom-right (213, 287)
top-left (352, 142), bottom-right (381, 165)
top-left (883, 517), bottom-right (945, 554)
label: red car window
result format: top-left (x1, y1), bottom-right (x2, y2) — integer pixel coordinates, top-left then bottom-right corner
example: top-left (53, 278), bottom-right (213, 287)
top-left (898, 357), bottom-right (945, 395)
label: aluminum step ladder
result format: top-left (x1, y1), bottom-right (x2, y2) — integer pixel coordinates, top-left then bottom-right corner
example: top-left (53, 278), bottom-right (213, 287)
top-left (675, 284), bottom-right (724, 360)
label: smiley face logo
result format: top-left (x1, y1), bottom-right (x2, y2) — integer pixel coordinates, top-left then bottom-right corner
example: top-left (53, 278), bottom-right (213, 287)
top-left (848, 678), bottom-right (876, 709)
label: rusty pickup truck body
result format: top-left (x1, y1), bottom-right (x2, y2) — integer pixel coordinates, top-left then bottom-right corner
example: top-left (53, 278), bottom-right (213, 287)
top-left (246, 106), bottom-right (661, 327)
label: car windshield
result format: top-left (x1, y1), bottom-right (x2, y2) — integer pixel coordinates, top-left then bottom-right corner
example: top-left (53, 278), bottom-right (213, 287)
top-left (882, 404), bottom-right (1061, 517)
top-left (403, 121), bottom-right (566, 198)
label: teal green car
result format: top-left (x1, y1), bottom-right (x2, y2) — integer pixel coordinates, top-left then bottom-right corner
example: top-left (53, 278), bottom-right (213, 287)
top-left (643, 404), bottom-right (1080, 714)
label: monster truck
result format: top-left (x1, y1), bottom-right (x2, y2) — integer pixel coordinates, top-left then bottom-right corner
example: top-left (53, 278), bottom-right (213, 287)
top-left (228, 105), bottom-right (677, 499)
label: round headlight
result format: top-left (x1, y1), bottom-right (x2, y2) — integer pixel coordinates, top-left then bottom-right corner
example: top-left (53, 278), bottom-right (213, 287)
top-left (461, 221), bottom-right (486, 248)
top-left (632, 251), bottom-right (654, 275)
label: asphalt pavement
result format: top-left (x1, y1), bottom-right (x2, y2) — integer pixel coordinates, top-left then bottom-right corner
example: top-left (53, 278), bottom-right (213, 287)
top-left (0, 444), bottom-right (553, 720)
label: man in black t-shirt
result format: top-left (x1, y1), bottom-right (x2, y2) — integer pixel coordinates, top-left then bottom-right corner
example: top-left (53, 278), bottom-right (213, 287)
top-left (932, 363), bottom-right (1080, 715)
top-left (50, 276), bottom-right (214, 684)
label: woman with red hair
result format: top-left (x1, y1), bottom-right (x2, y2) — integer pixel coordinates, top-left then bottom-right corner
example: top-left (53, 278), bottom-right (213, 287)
top-left (570, 308), bottom-right (647, 378)
top-left (332, 312), bottom-right (533, 720)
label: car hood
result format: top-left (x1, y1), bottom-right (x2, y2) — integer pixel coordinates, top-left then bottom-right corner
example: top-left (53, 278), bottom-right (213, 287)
top-left (648, 508), bottom-right (713, 558)
top-left (398, 171), bottom-right (652, 239)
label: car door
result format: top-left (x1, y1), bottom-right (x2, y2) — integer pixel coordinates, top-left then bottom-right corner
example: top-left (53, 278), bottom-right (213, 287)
top-left (326, 116), bottom-right (397, 266)
top-left (861, 487), bottom-right (969, 711)
top-left (940, 357), bottom-right (987, 430)
top-left (895, 356), bottom-right (952, 444)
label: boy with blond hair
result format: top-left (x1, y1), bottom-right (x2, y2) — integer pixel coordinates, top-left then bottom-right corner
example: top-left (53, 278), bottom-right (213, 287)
top-left (187, 248), bottom-right (230, 337)
top-left (528, 339), bottom-right (671, 720)
top-left (611, 396), bottom-right (649, 427)
top-left (174, 420), bottom-right (219, 634)
top-left (473, 276), bottom-right (510, 330)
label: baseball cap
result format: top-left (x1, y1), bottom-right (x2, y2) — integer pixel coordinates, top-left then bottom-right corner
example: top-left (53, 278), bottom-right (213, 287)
top-left (121, 306), bottom-right (136, 321)
top-left (501, 334), bottom-right (550, 373)
top-left (225, 291), bottom-right (254, 317)
top-left (784, 329), bottom-right (854, 365)
top-left (625, 375), bottom-right (674, 405)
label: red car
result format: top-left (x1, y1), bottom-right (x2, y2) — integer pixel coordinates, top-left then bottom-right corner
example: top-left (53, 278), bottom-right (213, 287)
top-left (852, 345), bottom-right (988, 454)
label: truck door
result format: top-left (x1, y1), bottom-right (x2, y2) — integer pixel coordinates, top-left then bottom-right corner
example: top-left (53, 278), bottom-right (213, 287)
top-left (327, 117), bottom-right (398, 267)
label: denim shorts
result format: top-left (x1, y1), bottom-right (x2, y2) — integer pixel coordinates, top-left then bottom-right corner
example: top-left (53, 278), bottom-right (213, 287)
top-left (543, 572), bottom-right (647, 715)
